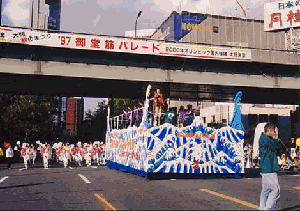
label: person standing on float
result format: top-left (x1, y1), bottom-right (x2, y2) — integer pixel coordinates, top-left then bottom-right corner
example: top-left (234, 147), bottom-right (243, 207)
top-left (153, 89), bottom-right (165, 127)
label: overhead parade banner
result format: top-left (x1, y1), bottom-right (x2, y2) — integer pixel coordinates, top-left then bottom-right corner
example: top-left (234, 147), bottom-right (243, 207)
top-left (0, 26), bottom-right (251, 62)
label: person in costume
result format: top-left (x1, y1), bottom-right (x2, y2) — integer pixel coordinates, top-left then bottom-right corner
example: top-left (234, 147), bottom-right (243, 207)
top-left (100, 142), bottom-right (105, 165)
top-left (21, 143), bottom-right (29, 169)
top-left (61, 143), bottom-right (69, 168)
top-left (86, 143), bottom-right (93, 167)
top-left (153, 89), bottom-right (165, 126)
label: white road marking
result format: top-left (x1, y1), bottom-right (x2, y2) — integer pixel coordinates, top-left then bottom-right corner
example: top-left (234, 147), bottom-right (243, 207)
top-left (78, 174), bottom-right (91, 184)
top-left (19, 168), bottom-right (27, 171)
top-left (0, 176), bottom-right (9, 184)
top-left (91, 166), bottom-right (97, 169)
top-left (69, 167), bottom-right (73, 169)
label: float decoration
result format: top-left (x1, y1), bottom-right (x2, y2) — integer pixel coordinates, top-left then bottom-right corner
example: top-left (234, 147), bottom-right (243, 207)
top-left (105, 86), bottom-right (244, 178)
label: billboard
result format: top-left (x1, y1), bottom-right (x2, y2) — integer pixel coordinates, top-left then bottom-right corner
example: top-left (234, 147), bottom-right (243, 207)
top-left (153, 12), bottom-right (208, 42)
top-left (0, 26), bottom-right (251, 61)
top-left (264, 0), bottom-right (300, 31)
top-left (174, 13), bottom-right (207, 41)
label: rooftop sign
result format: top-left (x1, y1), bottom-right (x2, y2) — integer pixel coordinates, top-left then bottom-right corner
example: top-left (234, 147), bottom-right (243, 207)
top-left (264, 0), bottom-right (300, 31)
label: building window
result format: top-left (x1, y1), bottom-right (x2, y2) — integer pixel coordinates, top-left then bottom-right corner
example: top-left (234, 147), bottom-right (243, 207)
top-left (213, 26), bottom-right (219, 33)
top-left (203, 117), bottom-right (206, 123)
top-left (259, 114), bottom-right (269, 123)
top-left (269, 114), bottom-right (279, 127)
top-left (248, 114), bottom-right (258, 127)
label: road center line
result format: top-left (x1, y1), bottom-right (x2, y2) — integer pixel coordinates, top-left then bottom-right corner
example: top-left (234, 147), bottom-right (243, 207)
top-left (293, 187), bottom-right (300, 189)
top-left (94, 193), bottom-right (116, 211)
top-left (78, 174), bottom-right (91, 184)
top-left (199, 189), bottom-right (259, 210)
top-left (0, 176), bottom-right (9, 184)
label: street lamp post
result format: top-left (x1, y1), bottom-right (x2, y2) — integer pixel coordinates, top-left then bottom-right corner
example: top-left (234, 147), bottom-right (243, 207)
top-left (135, 11), bottom-right (142, 38)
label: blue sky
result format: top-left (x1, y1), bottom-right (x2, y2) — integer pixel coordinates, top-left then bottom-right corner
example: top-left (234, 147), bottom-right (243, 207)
top-left (0, 0), bottom-right (275, 113)
top-left (1, 0), bottom-right (275, 35)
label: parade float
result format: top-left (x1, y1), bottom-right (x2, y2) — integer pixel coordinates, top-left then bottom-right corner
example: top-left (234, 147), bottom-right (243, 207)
top-left (105, 85), bottom-right (244, 179)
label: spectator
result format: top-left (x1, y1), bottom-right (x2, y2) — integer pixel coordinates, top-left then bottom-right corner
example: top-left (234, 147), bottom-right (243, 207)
top-left (259, 122), bottom-right (281, 210)
top-left (6, 145), bottom-right (14, 169)
top-left (282, 157), bottom-right (293, 171)
top-left (291, 148), bottom-right (297, 161)
top-left (278, 156), bottom-right (282, 168)
top-left (297, 149), bottom-right (300, 159)
top-left (281, 154), bottom-right (286, 166)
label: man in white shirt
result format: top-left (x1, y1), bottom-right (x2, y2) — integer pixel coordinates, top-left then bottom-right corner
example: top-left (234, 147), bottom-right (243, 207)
top-left (6, 145), bottom-right (14, 169)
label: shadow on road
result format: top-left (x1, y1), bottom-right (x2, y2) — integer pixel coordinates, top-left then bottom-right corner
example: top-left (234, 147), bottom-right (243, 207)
top-left (280, 205), bottom-right (300, 211)
top-left (0, 181), bottom-right (54, 190)
top-left (147, 168), bottom-right (300, 180)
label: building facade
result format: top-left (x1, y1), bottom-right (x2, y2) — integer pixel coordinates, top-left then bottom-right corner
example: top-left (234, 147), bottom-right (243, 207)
top-left (124, 29), bottom-right (156, 38)
top-left (66, 97), bottom-right (84, 136)
top-left (150, 11), bottom-right (299, 51)
top-left (0, 0), bottom-right (2, 25)
top-left (29, 0), bottom-right (61, 30)
top-left (199, 103), bottom-right (297, 143)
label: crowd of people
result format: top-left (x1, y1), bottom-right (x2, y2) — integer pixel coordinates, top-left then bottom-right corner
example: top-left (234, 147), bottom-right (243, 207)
top-left (244, 137), bottom-right (300, 171)
top-left (0, 141), bottom-right (106, 169)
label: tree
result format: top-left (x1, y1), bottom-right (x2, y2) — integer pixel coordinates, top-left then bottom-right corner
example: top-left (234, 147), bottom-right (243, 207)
top-left (1, 95), bottom-right (59, 144)
top-left (78, 101), bottom-right (108, 142)
top-left (108, 98), bottom-right (143, 117)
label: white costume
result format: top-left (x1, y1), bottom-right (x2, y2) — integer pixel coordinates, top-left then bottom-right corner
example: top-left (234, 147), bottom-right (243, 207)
top-left (62, 145), bottom-right (70, 168)
top-left (86, 144), bottom-right (93, 167)
top-left (21, 144), bottom-right (29, 169)
top-left (41, 144), bottom-right (52, 169)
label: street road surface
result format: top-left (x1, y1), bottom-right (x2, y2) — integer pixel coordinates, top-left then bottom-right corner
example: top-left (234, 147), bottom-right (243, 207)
top-left (1, 162), bottom-right (300, 210)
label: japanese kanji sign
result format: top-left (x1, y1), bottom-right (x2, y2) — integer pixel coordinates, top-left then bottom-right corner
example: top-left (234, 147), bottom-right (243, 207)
top-left (265, 1), bottom-right (300, 31)
top-left (0, 26), bottom-right (251, 62)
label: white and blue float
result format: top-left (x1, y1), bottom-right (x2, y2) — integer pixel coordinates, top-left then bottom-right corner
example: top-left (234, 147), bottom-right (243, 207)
top-left (105, 85), bottom-right (245, 179)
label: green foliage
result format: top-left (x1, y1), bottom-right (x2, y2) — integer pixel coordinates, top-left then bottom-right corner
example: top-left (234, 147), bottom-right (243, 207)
top-left (0, 95), bottom-right (60, 144)
top-left (78, 101), bottom-right (108, 142)
top-left (109, 98), bottom-right (143, 117)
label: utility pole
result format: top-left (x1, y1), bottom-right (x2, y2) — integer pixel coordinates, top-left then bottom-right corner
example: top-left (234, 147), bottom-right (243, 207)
top-left (135, 11), bottom-right (142, 38)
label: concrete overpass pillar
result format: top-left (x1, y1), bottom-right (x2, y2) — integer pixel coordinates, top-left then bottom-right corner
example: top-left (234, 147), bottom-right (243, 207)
top-left (33, 61), bottom-right (43, 74)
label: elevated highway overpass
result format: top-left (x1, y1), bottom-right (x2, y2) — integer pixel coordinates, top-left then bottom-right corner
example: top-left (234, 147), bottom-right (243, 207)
top-left (0, 26), bottom-right (300, 104)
